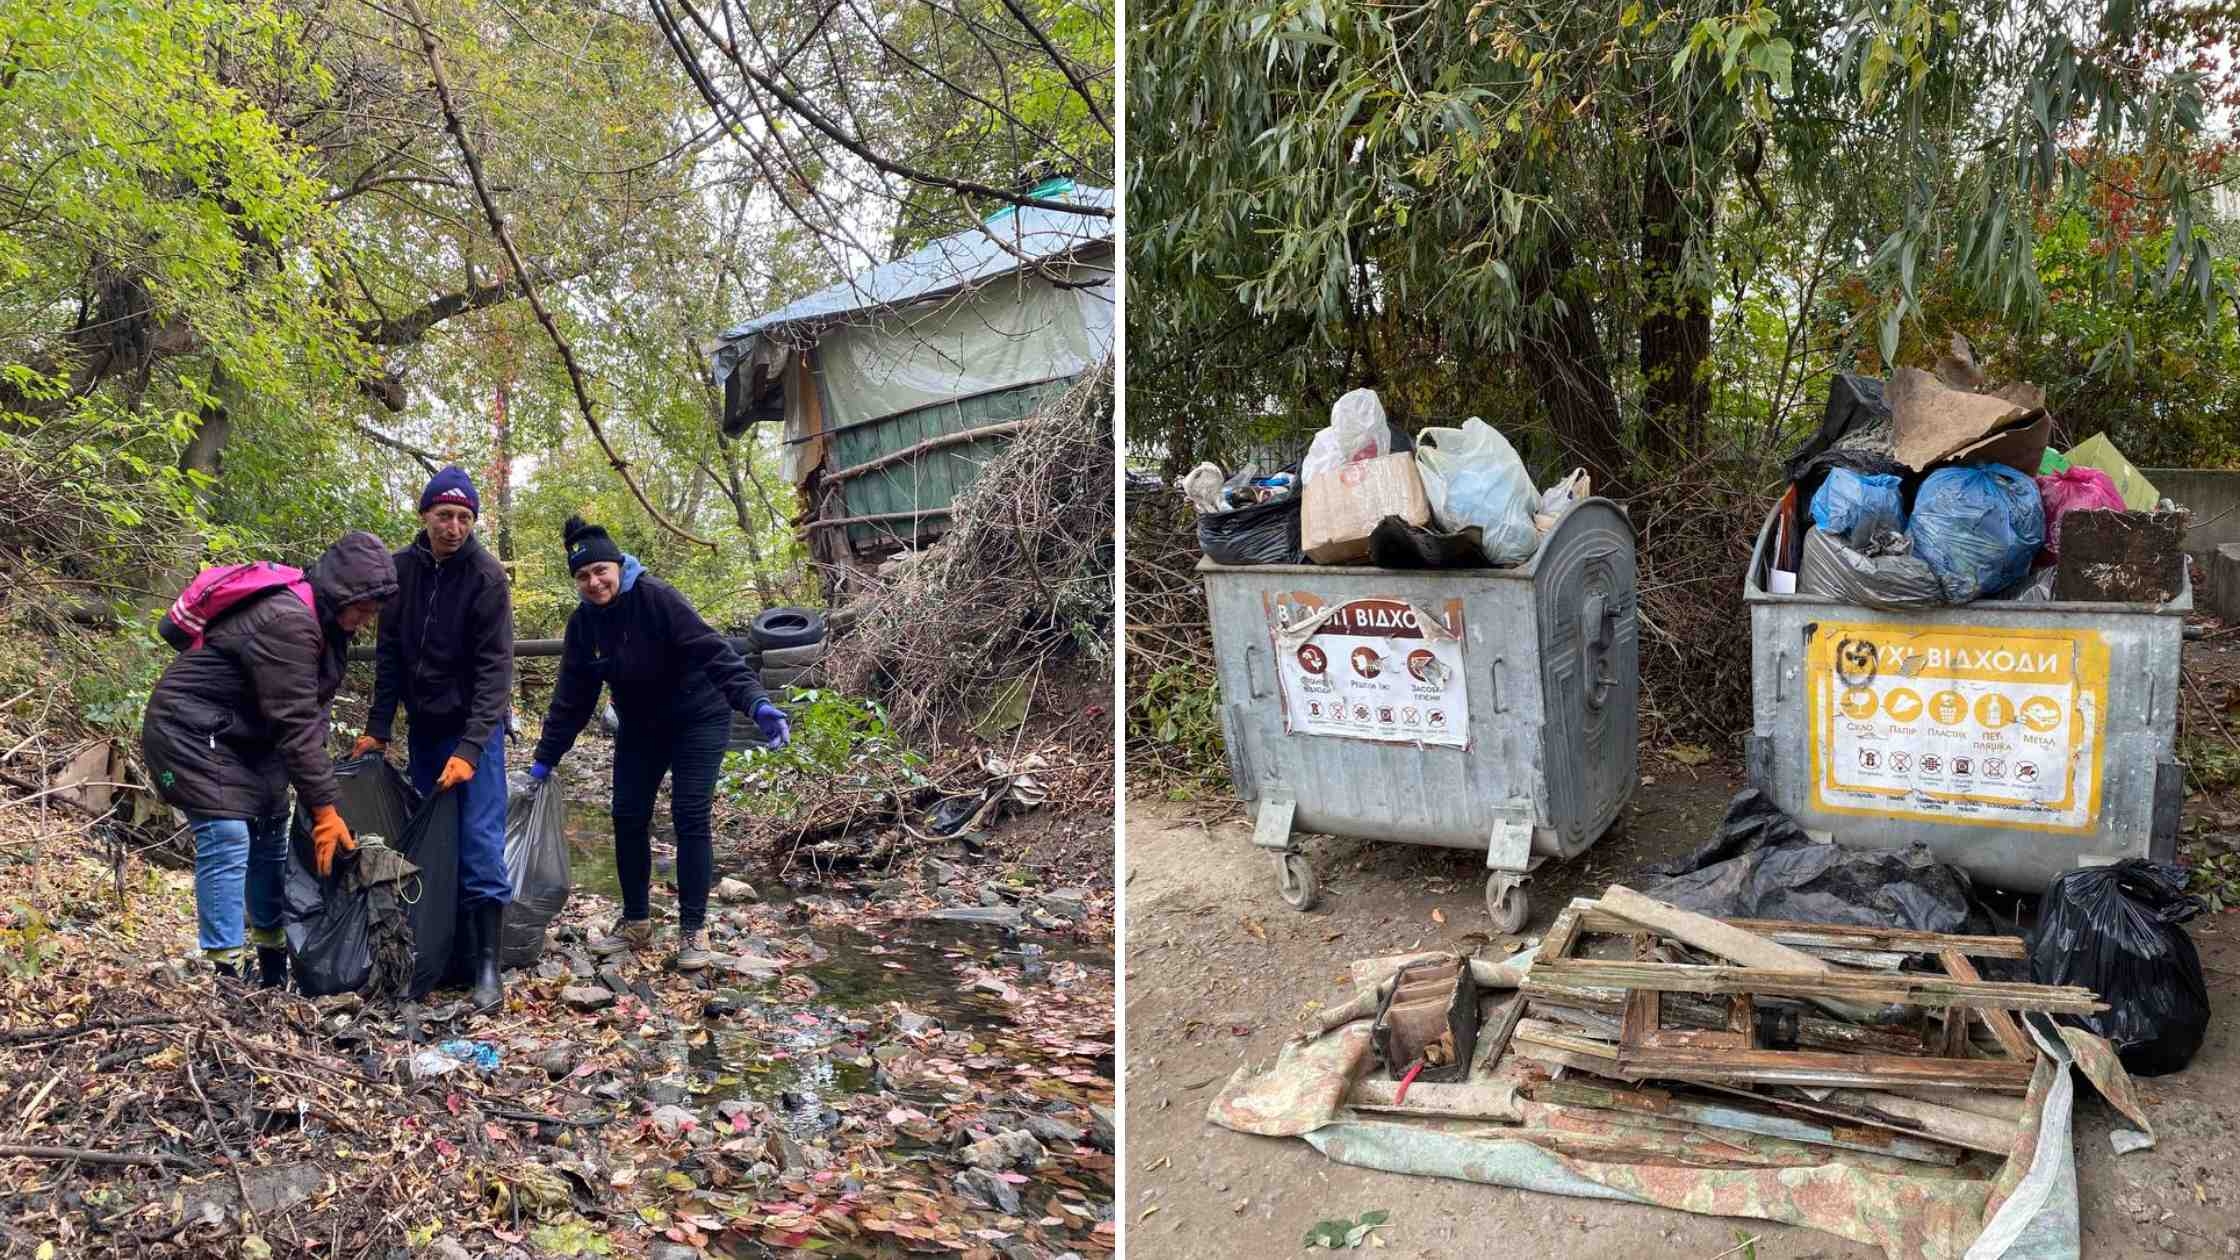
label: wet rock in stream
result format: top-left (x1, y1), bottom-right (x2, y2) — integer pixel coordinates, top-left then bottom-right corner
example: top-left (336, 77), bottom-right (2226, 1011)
top-left (955, 1168), bottom-right (1022, 1215)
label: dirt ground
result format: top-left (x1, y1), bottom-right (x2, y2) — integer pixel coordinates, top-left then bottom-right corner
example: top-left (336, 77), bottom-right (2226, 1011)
top-left (1122, 770), bottom-right (2240, 1259)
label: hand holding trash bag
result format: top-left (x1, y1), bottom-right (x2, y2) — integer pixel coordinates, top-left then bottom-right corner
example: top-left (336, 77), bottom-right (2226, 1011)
top-left (350, 735), bottom-right (386, 759)
top-left (310, 804), bottom-right (355, 877)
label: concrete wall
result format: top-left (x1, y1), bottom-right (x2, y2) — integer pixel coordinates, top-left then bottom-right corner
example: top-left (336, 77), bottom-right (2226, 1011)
top-left (2147, 468), bottom-right (2240, 558)
top-left (2149, 468), bottom-right (2240, 621)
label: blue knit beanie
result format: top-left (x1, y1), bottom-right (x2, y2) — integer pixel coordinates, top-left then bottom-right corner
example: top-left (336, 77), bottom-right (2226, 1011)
top-left (419, 466), bottom-right (479, 516)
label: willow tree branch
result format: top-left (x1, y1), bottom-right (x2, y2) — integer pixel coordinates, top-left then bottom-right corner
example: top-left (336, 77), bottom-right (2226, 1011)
top-left (401, 0), bottom-right (715, 548)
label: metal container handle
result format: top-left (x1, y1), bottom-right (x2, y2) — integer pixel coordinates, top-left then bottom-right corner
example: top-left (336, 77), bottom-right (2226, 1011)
top-left (1489, 655), bottom-right (1506, 713)
top-left (1246, 644), bottom-right (1268, 700)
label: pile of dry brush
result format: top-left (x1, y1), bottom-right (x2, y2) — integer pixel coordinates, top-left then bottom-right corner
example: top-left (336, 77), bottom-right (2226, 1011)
top-left (824, 358), bottom-right (1115, 741)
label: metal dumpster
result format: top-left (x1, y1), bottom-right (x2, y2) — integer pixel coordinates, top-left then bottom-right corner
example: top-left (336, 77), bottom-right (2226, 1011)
top-left (1202, 498), bottom-right (1639, 932)
top-left (1745, 506), bottom-right (2187, 891)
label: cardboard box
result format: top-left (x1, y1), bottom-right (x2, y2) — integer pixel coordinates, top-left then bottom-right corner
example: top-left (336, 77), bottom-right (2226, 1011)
top-left (1301, 454), bottom-right (1431, 564)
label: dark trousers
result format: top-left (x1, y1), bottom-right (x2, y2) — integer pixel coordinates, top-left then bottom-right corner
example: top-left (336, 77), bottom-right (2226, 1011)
top-left (611, 709), bottom-right (729, 933)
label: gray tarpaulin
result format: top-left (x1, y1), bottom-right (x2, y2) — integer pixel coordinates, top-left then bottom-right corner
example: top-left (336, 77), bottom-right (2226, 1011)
top-left (711, 183), bottom-right (1115, 395)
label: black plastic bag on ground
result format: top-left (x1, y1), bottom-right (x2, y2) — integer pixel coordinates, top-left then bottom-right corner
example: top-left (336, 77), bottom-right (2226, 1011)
top-left (1639, 788), bottom-right (1975, 933)
top-left (1199, 493), bottom-right (1304, 565)
top-left (285, 756), bottom-right (420, 996)
top-left (401, 787), bottom-right (468, 998)
top-left (2028, 860), bottom-right (2210, 1076)
top-left (500, 770), bottom-right (571, 969)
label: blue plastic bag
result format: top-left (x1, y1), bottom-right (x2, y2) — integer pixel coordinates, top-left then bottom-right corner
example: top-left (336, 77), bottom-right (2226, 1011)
top-left (1906, 464), bottom-right (2044, 603)
top-left (1808, 468), bottom-right (1906, 545)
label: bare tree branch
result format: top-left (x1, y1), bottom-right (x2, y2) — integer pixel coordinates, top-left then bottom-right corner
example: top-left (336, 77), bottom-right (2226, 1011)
top-left (992, 0), bottom-right (1109, 135)
top-left (401, 0), bottom-right (715, 548)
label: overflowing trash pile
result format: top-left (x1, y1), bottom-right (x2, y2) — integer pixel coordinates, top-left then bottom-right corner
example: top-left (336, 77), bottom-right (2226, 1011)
top-left (1208, 882), bottom-right (2165, 1260)
top-left (1773, 336), bottom-right (2188, 609)
top-left (1190, 388), bottom-right (1584, 569)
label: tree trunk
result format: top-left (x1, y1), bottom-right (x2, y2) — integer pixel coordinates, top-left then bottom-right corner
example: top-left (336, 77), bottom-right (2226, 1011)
top-left (1639, 134), bottom-right (1713, 461)
top-left (1518, 236), bottom-right (1627, 491)
top-left (491, 375), bottom-right (514, 563)
top-left (717, 441), bottom-right (780, 607)
top-left (177, 368), bottom-right (232, 483)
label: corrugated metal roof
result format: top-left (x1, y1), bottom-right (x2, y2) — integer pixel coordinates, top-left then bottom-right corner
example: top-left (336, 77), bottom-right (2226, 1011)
top-left (712, 182), bottom-right (1115, 388)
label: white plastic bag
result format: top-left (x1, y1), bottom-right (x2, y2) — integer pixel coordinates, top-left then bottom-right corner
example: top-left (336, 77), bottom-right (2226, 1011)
top-left (1301, 389), bottom-right (1392, 483)
top-left (1180, 462), bottom-right (1228, 515)
top-left (1534, 466), bottom-right (1591, 532)
top-left (1415, 418), bottom-right (1540, 565)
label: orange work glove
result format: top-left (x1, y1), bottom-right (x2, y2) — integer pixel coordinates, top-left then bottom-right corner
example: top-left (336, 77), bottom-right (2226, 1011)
top-left (436, 755), bottom-right (475, 792)
top-left (349, 735), bottom-right (386, 759)
top-left (310, 804), bottom-right (355, 878)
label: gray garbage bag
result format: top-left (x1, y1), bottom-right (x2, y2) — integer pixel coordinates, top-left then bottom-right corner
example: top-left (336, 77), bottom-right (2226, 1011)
top-left (1796, 528), bottom-right (1944, 610)
top-left (500, 768), bottom-right (571, 969)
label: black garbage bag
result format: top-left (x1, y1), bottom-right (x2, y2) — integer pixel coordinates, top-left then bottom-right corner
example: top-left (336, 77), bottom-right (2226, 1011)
top-left (285, 756), bottom-right (421, 996)
top-left (2028, 861), bottom-right (2211, 1076)
top-left (1639, 789), bottom-right (1975, 933)
top-left (401, 787), bottom-right (468, 998)
top-left (500, 770), bottom-right (571, 969)
top-left (1199, 493), bottom-right (1304, 565)
top-left (1367, 516), bottom-right (1493, 570)
top-left (284, 838), bottom-right (372, 997)
top-left (1783, 374), bottom-right (1897, 485)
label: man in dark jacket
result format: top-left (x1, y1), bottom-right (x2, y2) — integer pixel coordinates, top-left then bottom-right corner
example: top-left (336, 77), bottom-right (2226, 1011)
top-left (354, 466), bottom-right (515, 1011)
top-left (142, 532), bottom-right (399, 986)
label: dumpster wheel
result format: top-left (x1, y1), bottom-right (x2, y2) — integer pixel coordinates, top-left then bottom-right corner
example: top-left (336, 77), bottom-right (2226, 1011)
top-left (1276, 853), bottom-right (1320, 911)
top-left (1485, 874), bottom-right (1529, 935)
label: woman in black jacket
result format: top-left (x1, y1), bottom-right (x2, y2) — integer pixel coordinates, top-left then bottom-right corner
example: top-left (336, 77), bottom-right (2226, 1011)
top-left (142, 532), bottom-right (399, 985)
top-left (529, 517), bottom-right (788, 969)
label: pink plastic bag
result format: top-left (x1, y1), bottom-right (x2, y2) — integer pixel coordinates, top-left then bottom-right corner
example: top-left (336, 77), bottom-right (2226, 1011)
top-left (2035, 466), bottom-right (2126, 560)
top-left (167, 562), bottom-right (315, 650)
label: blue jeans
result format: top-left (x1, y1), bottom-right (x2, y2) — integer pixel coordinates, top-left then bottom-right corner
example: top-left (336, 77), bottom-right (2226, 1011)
top-left (406, 729), bottom-right (513, 908)
top-left (612, 711), bottom-right (729, 933)
top-left (191, 813), bottom-right (287, 954)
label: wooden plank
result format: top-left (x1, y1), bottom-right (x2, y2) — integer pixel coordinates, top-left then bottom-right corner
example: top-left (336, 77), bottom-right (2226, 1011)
top-left (1890, 1086), bottom-right (2027, 1123)
top-left (1620, 933), bottom-right (1661, 1046)
top-left (1531, 1081), bottom-right (1963, 1166)
top-left (1596, 886), bottom-right (1835, 973)
top-left (1521, 984), bottom-right (1932, 1056)
top-left (1534, 959), bottom-right (2105, 1015)
top-left (1350, 1077), bottom-right (1521, 1121)
top-left (1729, 993), bottom-right (1755, 1048)
top-left (1940, 949), bottom-right (2038, 1063)
top-left (1570, 908), bottom-right (2027, 958)
top-left (1515, 1020), bottom-right (1642, 1081)
top-left (1476, 993), bottom-right (1529, 1073)
top-left (1617, 1046), bottom-right (2035, 1092)
top-left (1692, 1084), bottom-right (2020, 1156)
top-left (1539, 898), bottom-right (1594, 961)
top-left (1640, 1027), bottom-right (1750, 1050)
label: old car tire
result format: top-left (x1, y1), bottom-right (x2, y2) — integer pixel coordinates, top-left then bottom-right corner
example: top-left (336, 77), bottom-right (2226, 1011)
top-left (761, 640), bottom-right (826, 668)
top-left (751, 607), bottom-right (826, 650)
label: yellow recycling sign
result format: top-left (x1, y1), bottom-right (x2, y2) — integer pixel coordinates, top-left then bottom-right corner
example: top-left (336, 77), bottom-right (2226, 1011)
top-left (1806, 622), bottom-right (2109, 832)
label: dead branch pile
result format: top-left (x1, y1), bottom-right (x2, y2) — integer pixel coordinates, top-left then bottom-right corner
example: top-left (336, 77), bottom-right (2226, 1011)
top-left (824, 358), bottom-right (1114, 739)
top-left (724, 732), bottom-right (1113, 880)
top-left (0, 843), bottom-right (628, 1258)
top-left (1627, 464), bottom-right (1774, 750)
top-left (0, 415), bottom-right (191, 624)
top-left (1120, 485), bottom-right (1220, 785)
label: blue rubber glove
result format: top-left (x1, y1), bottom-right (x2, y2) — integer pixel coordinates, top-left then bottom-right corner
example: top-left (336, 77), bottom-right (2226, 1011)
top-left (752, 700), bottom-right (790, 749)
top-left (528, 761), bottom-right (551, 782)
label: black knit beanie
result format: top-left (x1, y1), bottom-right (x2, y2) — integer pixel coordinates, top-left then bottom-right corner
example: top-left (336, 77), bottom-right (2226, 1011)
top-left (563, 515), bottom-right (624, 575)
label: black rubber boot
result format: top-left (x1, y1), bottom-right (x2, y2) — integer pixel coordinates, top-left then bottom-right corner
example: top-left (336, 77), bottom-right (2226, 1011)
top-left (256, 946), bottom-right (288, 990)
top-left (470, 902), bottom-right (504, 1014)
